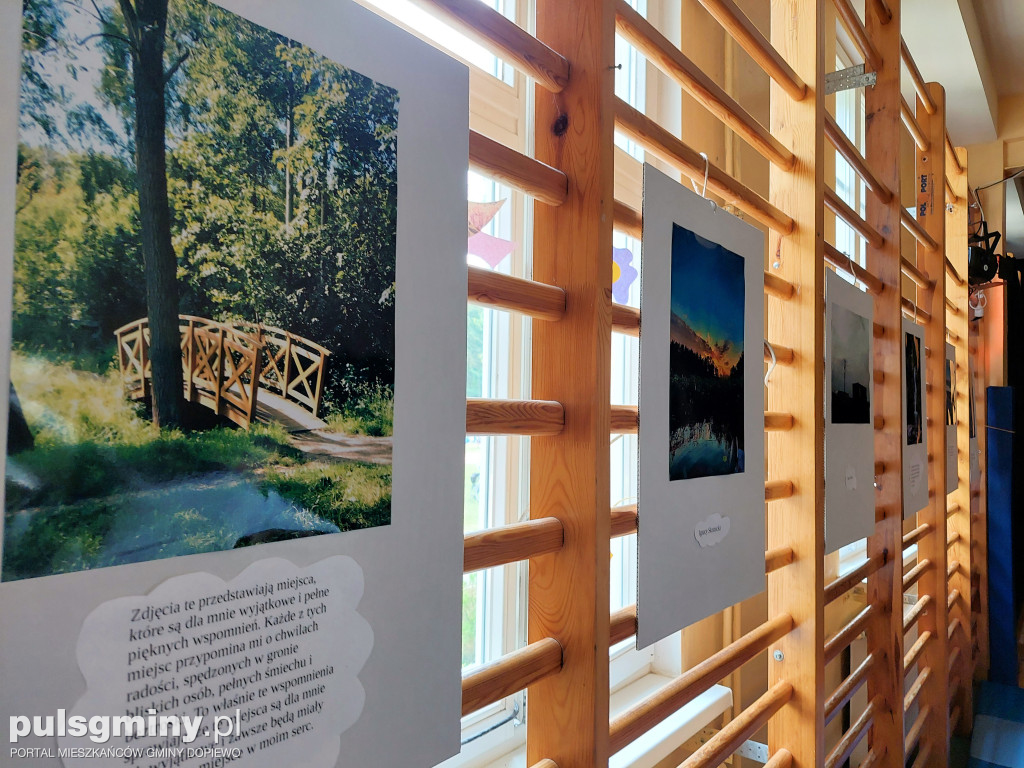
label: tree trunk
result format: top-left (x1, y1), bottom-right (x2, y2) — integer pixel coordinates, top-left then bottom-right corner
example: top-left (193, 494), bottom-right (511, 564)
top-left (126, 0), bottom-right (183, 428)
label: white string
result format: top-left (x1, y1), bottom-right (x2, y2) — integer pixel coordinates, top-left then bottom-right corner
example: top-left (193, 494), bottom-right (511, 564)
top-left (764, 340), bottom-right (777, 387)
top-left (690, 152), bottom-right (713, 209)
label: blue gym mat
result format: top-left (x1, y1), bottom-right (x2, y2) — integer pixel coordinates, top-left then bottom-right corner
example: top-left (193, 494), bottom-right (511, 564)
top-left (970, 682), bottom-right (1024, 768)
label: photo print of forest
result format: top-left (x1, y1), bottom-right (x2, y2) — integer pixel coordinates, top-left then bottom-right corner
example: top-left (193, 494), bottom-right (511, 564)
top-left (830, 304), bottom-right (870, 424)
top-left (668, 225), bottom-right (745, 481)
top-left (5, 0), bottom-right (399, 580)
top-left (905, 332), bottom-right (923, 445)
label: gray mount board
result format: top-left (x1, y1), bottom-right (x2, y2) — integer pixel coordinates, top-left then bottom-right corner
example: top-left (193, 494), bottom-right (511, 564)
top-left (0, 1), bottom-right (468, 765)
top-left (825, 270), bottom-right (876, 552)
top-left (902, 318), bottom-right (929, 517)
top-left (637, 163), bottom-right (765, 649)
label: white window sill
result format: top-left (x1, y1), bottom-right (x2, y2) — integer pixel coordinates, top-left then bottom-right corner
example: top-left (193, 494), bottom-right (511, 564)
top-left (450, 675), bottom-right (731, 768)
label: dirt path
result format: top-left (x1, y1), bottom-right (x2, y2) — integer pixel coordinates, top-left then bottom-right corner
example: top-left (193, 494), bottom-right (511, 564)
top-left (287, 429), bottom-right (393, 465)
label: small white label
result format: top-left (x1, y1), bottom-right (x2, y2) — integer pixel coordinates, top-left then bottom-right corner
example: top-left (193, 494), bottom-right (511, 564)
top-left (695, 513), bottom-right (731, 548)
top-left (845, 465), bottom-right (857, 491)
top-left (909, 461), bottom-right (923, 492)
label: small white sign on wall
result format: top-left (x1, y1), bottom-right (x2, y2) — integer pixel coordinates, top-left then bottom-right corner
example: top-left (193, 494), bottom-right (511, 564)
top-left (637, 164), bottom-right (765, 649)
top-left (902, 319), bottom-right (929, 517)
top-left (824, 270), bottom-right (875, 552)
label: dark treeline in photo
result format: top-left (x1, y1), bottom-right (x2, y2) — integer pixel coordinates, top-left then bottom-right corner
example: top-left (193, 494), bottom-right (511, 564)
top-left (668, 225), bottom-right (745, 481)
top-left (5, 0), bottom-right (399, 580)
top-left (945, 357), bottom-right (956, 426)
top-left (830, 304), bottom-right (870, 424)
top-left (905, 332), bottom-right (923, 445)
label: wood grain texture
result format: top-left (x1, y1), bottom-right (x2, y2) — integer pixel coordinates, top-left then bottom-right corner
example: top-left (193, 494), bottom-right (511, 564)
top-left (900, 256), bottom-right (934, 290)
top-left (825, 113), bottom-right (892, 203)
top-left (900, 96), bottom-right (929, 151)
top-left (913, 82), bottom-right (951, 766)
top-left (609, 615), bottom-right (793, 753)
top-left (468, 265), bottom-right (566, 321)
top-left (831, 0), bottom-right (881, 70)
top-left (695, 0), bottom-right (807, 100)
top-left (461, 637), bottom-right (563, 716)
top-left (904, 629), bottom-right (932, 671)
top-left (824, 696), bottom-right (877, 768)
top-left (900, 38), bottom-right (936, 114)
top-left (463, 517), bottom-right (564, 573)
top-left (611, 302), bottom-right (640, 336)
top-left (903, 595), bottom-right (931, 633)
top-left (466, 397), bottom-right (564, 435)
top-left (609, 604), bottom-right (637, 645)
top-left (825, 604), bottom-right (874, 663)
top-left (825, 652), bottom-right (874, 724)
top-left (678, 682), bottom-right (793, 768)
top-left (469, 130), bottom-right (568, 206)
top-left (767, 3), bottom-right (826, 758)
top-left (613, 99), bottom-right (795, 233)
top-left (615, 0), bottom-right (794, 169)
top-left (945, 146), bottom-right (974, 732)
top-left (413, 0), bottom-right (568, 91)
top-left (902, 523), bottom-right (932, 549)
top-left (528, 0), bottom-right (613, 763)
top-left (900, 207), bottom-right (939, 252)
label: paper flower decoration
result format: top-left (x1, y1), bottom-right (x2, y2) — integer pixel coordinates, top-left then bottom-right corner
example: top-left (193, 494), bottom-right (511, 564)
top-left (612, 246), bottom-right (638, 304)
top-left (468, 199), bottom-right (517, 268)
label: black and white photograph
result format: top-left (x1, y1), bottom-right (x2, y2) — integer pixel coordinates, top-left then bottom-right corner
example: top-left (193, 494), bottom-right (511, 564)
top-left (905, 330), bottom-right (923, 445)
top-left (830, 304), bottom-right (871, 425)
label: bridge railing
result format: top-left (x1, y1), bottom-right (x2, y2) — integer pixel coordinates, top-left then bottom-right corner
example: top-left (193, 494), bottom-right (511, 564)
top-left (114, 316), bottom-right (330, 427)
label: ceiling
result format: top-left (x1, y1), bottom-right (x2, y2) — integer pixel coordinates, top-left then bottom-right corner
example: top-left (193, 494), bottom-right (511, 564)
top-left (969, 0), bottom-right (1024, 98)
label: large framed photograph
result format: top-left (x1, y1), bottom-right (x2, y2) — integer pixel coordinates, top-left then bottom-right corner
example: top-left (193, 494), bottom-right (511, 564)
top-left (824, 270), bottom-right (874, 552)
top-left (946, 342), bottom-right (958, 494)
top-left (637, 163), bottom-right (765, 648)
top-left (0, 0), bottom-right (467, 764)
top-left (902, 318), bottom-right (929, 516)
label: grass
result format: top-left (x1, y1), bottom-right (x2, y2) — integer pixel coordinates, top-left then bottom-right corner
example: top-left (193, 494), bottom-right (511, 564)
top-left (326, 382), bottom-right (394, 436)
top-left (3, 352), bottom-right (391, 580)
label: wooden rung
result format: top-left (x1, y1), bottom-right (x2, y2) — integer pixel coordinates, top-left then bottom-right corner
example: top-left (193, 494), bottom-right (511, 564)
top-left (946, 175), bottom-right (959, 205)
top-left (765, 480), bottom-right (796, 502)
top-left (764, 412), bottom-right (795, 431)
top-left (948, 646), bottom-right (961, 674)
top-left (764, 750), bottom-right (795, 768)
top-left (765, 546), bottom-right (795, 573)
top-left (412, 0), bottom-right (569, 92)
top-left (901, 38), bottom-right (937, 115)
top-left (903, 558), bottom-right (931, 591)
top-left (825, 114), bottom-right (892, 203)
top-left (610, 505), bottom-right (638, 538)
top-left (612, 303), bottom-right (640, 336)
top-left (825, 186), bottom-right (885, 248)
top-left (529, 761), bottom-right (558, 768)
top-left (680, 683), bottom-right (794, 768)
top-left (468, 266), bottom-right (566, 321)
top-left (900, 96), bottom-right (929, 151)
top-left (947, 588), bottom-right (960, 609)
top-left (824, 696), bottom-right (877, 768)
top-left (467, 397), bottom-right (564, 435)
top-left (945, 296), bottom-right (962, 315)
top-left (946, 132), bottom-right (964, 173)
top-left (910, 744), bottom-right (932, 768)
top-left (950, 705), bottom-right (963, 734)
top-left (825, 604), bottom-right (874, 664)
top-left (903, 665), bottom-right (930, 713)
top-left (947, 560), bottom-right (960, 579)
top-left (946, 256), bottom-right (966, 287)
top-left (469, 130), bottom-right (568, 206)
top-left (824, 243), bottom-right (885, 295)
top-left (609, 614), bottom-right (793, 752)
top-left (904, 705), bottom-right (930, 755)
top-left (464, 517), bottom-right (564, 572)
top-left (870, 0), bottom-right (894, 24)
top-left (947, 503), bottom-right (961, 517)
top-left (901, 208), bottom-right (939, 252)
top-left (901, 297), bottom-right (932, 324)
top-left (946, 326), bottom-right (961, 342)
top-left (832, 0), bottom-right (881, 71)
top-left (615, 1), bottom-right (793, 169)
top-left (614, 99), bottom-right (795, 233)
top-left (904, 629), bottom-right (932, 671)
top-left (765, 271), bottom-right (797, 300)
top-left (904, 595), bottom-right (931, 632)
top-left (610, 604), bottom-right (637, 645)
top-left (903, 523), bottom-right (932, 549)
top-left (461, 637), bottom-right (562, 716)
top-left (695, 0), bottom-right (807, 101)
top-left (825, 555), bottom-right (882, 604)
top-left (825, 652), bottom-right (874, 725)
top-left (860, 749), bottom-right (881, 768)
top-left (613, 199), bottom-right (643, 239)
top-left (900, 256), bottom-right (935, 290)
top-left (947, 531), bottom-right (960, 547)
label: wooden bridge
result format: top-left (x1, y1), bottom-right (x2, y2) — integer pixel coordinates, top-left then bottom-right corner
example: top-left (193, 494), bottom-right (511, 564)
top-left (114, 315), bottom-right (330, 430)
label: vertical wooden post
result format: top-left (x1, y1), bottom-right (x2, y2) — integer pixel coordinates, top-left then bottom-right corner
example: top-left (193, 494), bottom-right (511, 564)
top-left (283, 333), bottom-right (293, 401)
top-left (863, 2), bottom-right (905, 765)
top-left (767, 2), bottom-right (825, 766)
top-left (214, 328), bottom-right (225, 416)
top-left (945, 146), bottom-right (973, 733)
top-left (913, 81), bottom-right (950, 765)
top-left (185, 319), bottom-right (195, 403)
top-left (528, 1), bottom-right (613, 766)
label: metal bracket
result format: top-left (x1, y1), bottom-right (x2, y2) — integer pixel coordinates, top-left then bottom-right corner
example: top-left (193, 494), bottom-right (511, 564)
top-left (735, 739), bottom-right (770, 763)
top-left (826, 64), bottom-right (877, 95)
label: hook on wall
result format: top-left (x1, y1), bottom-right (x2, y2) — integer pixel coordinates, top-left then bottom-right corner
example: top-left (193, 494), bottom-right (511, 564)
top-left (690, 152), bottom-right (716, 213)
top-left (764, 339), bottom-right (777, 387)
